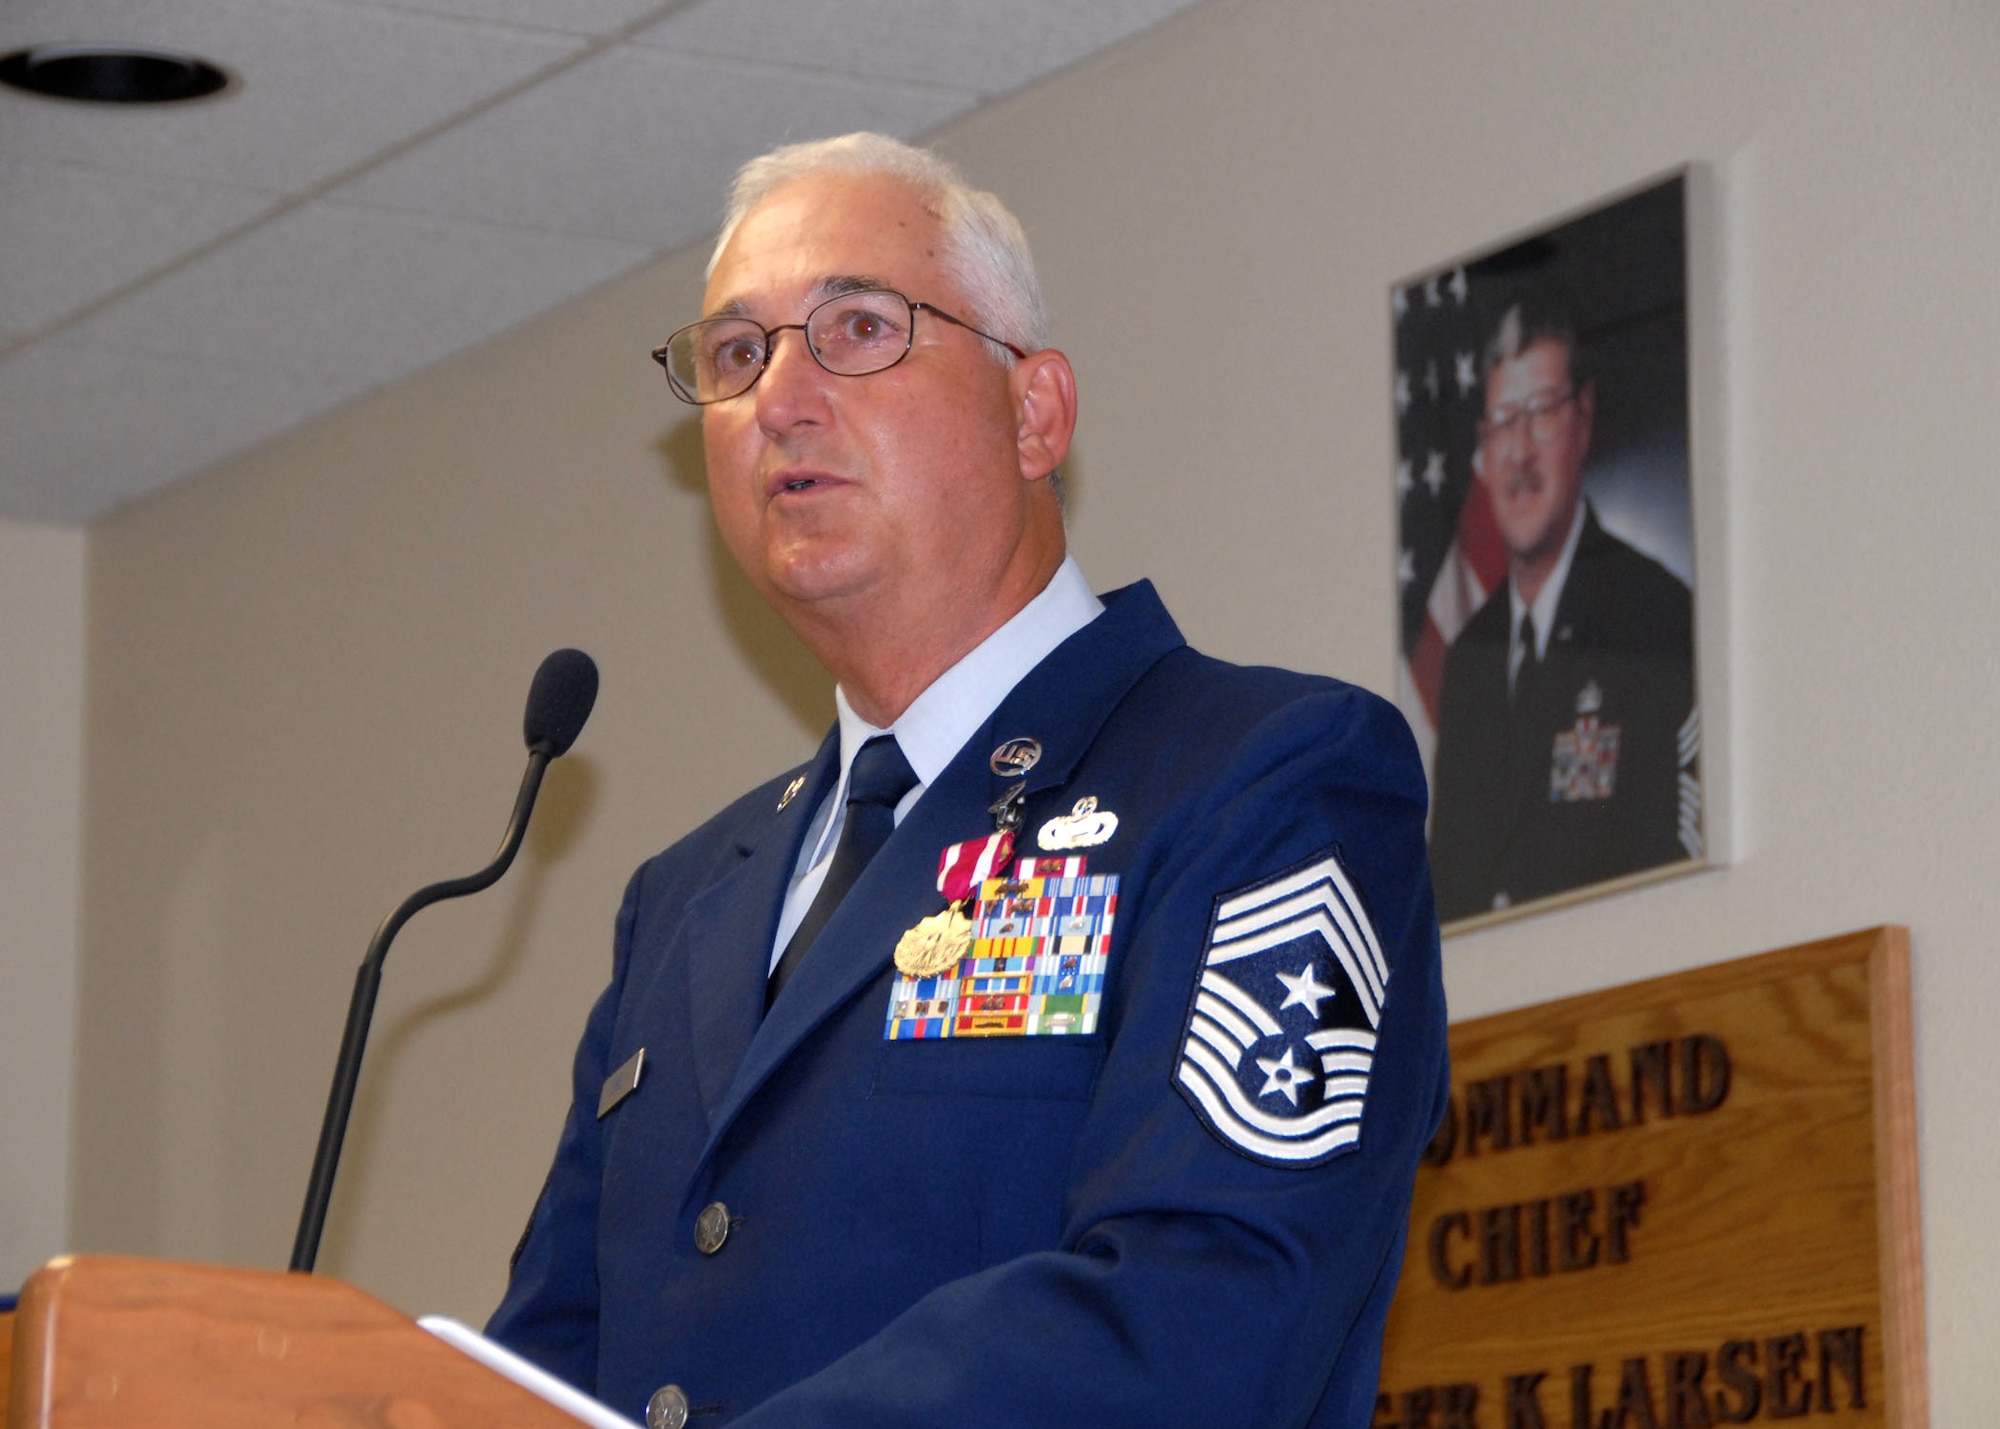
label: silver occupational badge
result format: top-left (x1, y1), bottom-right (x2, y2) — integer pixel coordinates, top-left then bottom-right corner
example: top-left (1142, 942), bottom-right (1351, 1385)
top-left (989, 737), bottom-right (1043, 777)
top-left (1038, 795), bottom-right (1119, 851)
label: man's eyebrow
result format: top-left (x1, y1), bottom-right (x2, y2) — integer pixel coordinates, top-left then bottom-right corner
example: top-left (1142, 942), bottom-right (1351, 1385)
top-left (704, 275), bottom-right (892, 323)
top-left (816, 274), bottom-right (890, 299)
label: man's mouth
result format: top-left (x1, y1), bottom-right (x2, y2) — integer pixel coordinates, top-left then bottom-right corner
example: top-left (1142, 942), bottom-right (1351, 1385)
top-left (768, 468), bottom-right (846, 500)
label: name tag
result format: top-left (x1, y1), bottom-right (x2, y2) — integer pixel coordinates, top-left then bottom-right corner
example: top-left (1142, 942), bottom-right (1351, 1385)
top-left (597, 1047), bottom-right (644, 1118)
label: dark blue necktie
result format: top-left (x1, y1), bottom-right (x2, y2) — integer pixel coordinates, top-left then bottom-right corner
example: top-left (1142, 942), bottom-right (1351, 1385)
top-left (767, 735), bottom-right (919, 1008)
top-left (1514, 612), bottom-right (1540, 700)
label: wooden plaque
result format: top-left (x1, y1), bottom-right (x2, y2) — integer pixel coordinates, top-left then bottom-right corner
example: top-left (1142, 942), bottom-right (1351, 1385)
top-left (1375, 926), bottom-right (1925, 1428)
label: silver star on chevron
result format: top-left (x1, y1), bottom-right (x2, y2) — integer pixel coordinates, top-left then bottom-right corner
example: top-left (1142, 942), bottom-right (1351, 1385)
top-left (1255, 1046), bottom-right (1313, 1106)
top-left (1276, 963), bottom-right (1338, 1017)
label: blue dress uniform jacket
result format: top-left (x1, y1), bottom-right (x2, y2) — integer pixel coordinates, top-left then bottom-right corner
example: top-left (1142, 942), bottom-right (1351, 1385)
top-left (489, 582), bottom-right (1449, 1428)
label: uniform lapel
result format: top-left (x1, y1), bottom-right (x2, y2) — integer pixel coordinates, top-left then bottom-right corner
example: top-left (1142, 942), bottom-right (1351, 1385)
top-left (698, 752), bottom-right (987, 1156)
top-left (693, 581), bottom-right (1188, 1166)
top-left (679, 730), bottom-right (839, 1125)
top-left (983, 582), bottom-right (1185, 808)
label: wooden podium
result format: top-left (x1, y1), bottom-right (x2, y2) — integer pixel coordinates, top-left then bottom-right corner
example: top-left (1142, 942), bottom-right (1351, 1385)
top-left (5, 1256), bottom-right (588, 1427)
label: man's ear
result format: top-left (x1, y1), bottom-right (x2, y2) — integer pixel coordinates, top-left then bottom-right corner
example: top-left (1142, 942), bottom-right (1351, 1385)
top-left (1011, 349), bottom-right (1078, 482)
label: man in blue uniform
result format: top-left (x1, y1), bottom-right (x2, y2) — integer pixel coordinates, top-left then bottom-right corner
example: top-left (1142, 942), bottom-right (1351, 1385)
top-left (489, 132), bottom-right (1447, 1428)
top-left (1428, 298), bottom-right (1699, 922)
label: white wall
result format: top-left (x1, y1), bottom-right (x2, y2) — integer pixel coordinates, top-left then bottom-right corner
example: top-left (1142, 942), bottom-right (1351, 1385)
top-left (61, 0), bottom-right (2000, 1416)
top-left (0, 518), bottom-right (84, 1292)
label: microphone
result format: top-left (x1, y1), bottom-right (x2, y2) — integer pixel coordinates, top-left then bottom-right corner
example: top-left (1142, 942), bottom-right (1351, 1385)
top-left (289, 649), bottom-right (600, 1274)
top-left (525, 646), bottom-right (598, 757)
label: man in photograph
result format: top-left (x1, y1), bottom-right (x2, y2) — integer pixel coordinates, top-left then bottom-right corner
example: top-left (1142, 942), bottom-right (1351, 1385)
top-left (1428, 296), bottom-right (1698, 922)
top-left (487, 132), bottom-right (1447, 1428)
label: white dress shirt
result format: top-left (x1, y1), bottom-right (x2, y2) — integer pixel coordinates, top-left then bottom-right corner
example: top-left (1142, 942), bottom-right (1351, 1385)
top-left (1506, 500), bottom-right (1587, 696)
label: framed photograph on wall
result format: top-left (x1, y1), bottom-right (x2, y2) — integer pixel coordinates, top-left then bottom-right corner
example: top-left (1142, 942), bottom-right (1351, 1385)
top-left (1393, 171), bottom-right (1708, 931)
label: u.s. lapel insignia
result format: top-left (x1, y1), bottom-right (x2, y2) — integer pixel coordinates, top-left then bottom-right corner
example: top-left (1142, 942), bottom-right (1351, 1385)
top-left (1038, 795), bottom-right (1119, 851)
top-left (989, 737), bottom-right (1042, 777)
top-left (776, 774), bottom-right (807, 811)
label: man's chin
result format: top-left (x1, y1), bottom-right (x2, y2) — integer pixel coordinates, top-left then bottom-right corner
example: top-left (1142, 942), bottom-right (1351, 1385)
top-left (1493, 503), bottom-right (1559, 560)
top-left (759, 549), bottom-right (884, 615)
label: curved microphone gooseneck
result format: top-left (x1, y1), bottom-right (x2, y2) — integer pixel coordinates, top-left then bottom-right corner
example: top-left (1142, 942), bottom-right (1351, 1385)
top-left (289, 648), bottom-right (600, 1274)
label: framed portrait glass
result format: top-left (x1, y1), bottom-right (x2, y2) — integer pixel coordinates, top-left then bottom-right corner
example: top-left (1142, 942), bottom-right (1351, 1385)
top-left (1393, 172), bottom-right (1707, 930)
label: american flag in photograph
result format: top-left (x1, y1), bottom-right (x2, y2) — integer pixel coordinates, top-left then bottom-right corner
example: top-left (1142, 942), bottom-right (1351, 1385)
top-left (1393, 264), bottom-right (1504, 772)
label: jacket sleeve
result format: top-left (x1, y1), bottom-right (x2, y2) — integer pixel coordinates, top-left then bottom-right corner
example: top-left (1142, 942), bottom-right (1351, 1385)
top-left (483, 870), bottom-right (642, 1384)
top-left (735, 687), bottom-right (1449, 1428)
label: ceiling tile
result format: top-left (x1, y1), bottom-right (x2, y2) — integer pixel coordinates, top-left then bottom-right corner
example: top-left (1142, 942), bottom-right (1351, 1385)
top-left (337, 0), bottom-right (673, 39)
top-left (0, 0), bottom-right (585, 193)
top-left (0, 0), bottom-right (1224, 521)
top-left (0, 341), bottom-right (332, 522)
top-left (58, 199), bottom-right (657, 392)
top-left (634, 0), bottom-right (1210, 96)
top-left (334, 44), bottom-right (975, 247)
top-left (0, 155), bottom-right (278, 337)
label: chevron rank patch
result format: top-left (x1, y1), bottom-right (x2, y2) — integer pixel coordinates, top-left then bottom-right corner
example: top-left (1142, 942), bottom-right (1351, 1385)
top-left (1175, 847), bottom-right (1388, 1166)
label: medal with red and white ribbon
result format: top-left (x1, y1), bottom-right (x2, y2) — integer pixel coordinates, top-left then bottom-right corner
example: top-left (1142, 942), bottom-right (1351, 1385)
top-left (894, 830), bottom-right (1015, 977)
top-left (936, 830), bottom-right (1015, 903)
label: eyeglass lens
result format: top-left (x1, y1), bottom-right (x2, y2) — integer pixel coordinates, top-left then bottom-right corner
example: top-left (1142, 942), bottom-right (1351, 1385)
top-left (1479, 389), bottom-right (1573, 447)
top-left (665, 290), bottom-right (917, 403)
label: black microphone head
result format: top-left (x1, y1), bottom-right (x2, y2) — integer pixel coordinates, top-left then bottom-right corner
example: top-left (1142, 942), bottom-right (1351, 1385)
top-left (524, 648), bottom-right (599, 757)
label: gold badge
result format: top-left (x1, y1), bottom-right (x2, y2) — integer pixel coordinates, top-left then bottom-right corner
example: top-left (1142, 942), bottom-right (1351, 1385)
top-left (895, 903), bottom-right (973, 977)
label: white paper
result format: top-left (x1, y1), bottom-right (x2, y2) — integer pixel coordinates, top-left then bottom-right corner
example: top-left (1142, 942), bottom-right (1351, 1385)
top-left (417, 1315), bottom-right (645, 1429)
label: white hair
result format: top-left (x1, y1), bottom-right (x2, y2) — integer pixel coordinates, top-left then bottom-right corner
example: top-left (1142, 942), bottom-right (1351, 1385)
top-left (707, 132), bottom-right (1051, 359)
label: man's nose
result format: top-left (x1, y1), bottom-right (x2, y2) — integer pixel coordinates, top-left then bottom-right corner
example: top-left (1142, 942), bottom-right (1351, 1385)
top-left (755, 327), bottom-right (830, 428)
top-left (1489, 421), bottom-right (1532, 465)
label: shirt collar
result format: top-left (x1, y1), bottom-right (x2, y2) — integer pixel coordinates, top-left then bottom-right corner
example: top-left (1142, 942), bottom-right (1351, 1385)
top-left (819, 555), bottom-right (1103, 842)
top-left (1509, 498), bottom-right (1588, 660)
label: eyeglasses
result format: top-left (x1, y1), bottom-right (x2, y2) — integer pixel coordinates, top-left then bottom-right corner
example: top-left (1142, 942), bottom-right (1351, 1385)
top-left (652, 288), bottom-right (1026, 405)
top-left (1477, 387), bottom-right (1577, 448)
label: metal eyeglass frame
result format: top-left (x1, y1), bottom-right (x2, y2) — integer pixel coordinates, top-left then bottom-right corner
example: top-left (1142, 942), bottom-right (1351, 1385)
top-left (651, 288), bottom-right (1027, 405)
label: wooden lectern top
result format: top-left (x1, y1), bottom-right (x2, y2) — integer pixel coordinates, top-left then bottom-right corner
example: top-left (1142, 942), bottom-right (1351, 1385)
top-left (8, 1255), bottom-right (590, 1428)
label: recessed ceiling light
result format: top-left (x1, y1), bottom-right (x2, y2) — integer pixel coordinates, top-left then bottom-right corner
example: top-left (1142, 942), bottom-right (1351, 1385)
top-left (0, 45), bottom-right (231, 105)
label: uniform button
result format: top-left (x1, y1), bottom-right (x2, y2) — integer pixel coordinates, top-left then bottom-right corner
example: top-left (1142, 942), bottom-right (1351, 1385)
top-left (646, 1384), bottom-right (689, 1429)
top-left (694, 1201), bottom-right (732, 1255)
